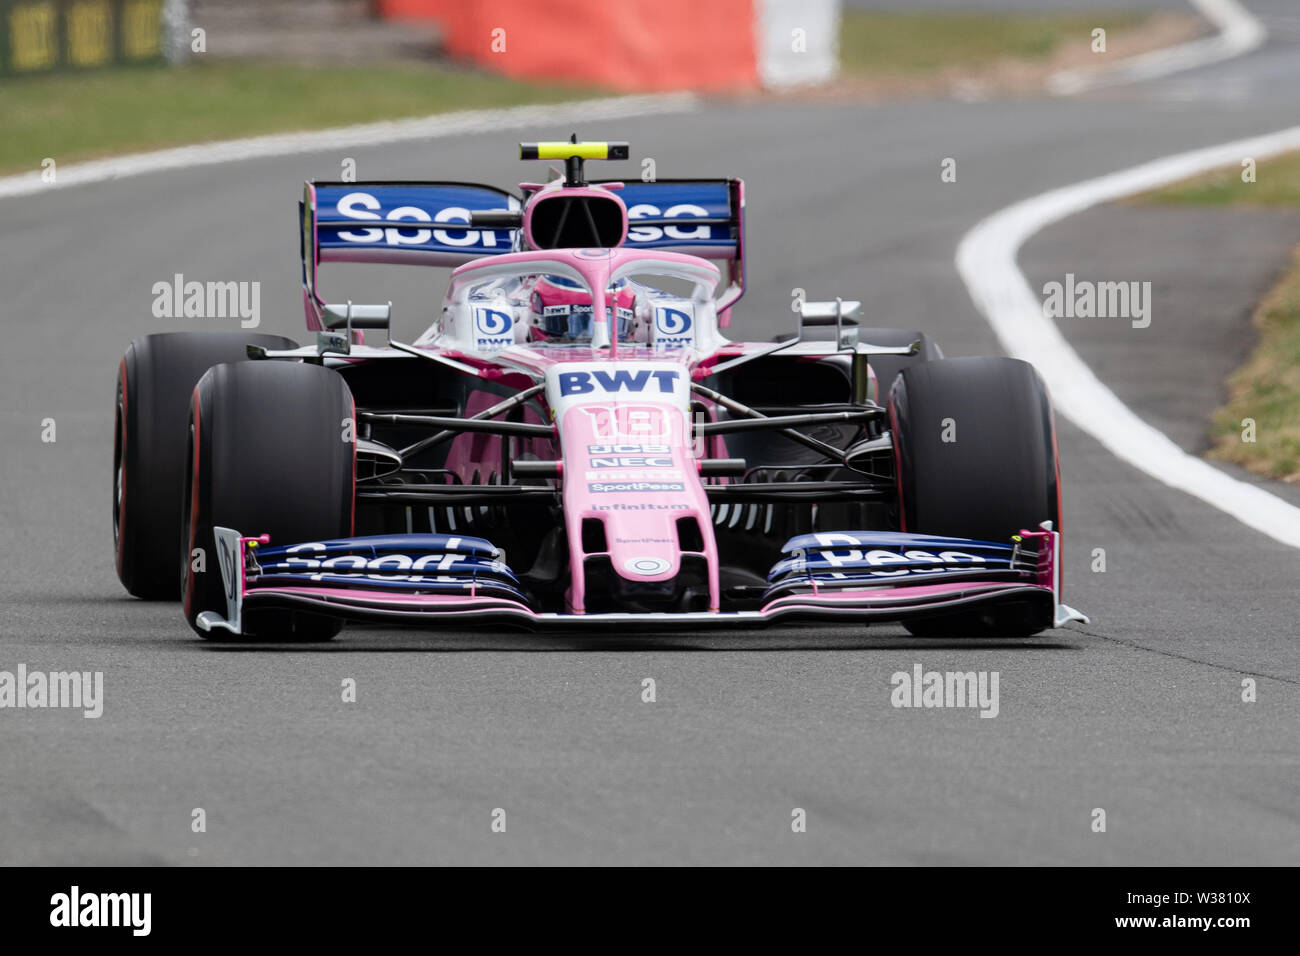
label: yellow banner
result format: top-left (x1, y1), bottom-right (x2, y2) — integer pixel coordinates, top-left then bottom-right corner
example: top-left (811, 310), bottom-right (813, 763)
top-left (4, 0), bottom-right (171, 73)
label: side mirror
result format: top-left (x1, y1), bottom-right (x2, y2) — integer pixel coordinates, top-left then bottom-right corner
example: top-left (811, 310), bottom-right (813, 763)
top-left (318, 301), bottom-right (393, 356)
top-left (798, 298), bottom-right (862, 349)
top-left (322, 301), bottom-right (392, 331)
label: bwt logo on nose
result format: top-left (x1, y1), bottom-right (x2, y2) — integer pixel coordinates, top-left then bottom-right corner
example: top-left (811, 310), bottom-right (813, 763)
top-left (559, 369), bottom-right (679, 396)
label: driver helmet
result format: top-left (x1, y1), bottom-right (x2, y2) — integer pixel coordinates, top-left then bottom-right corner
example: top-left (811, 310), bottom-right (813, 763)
top-left (529, 274), bottom-right (638, 341)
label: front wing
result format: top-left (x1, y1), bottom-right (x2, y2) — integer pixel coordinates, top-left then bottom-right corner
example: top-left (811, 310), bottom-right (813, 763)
top-left (196, 525), bottom-right (1087, 635)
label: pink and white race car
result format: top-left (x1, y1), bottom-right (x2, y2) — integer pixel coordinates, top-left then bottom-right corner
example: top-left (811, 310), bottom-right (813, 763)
top-left (112, 140), bottom-right (1087, 639)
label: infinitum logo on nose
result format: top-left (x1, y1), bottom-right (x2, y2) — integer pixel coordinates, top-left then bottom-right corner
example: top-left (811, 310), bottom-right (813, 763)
top-left (50, 886), bottom-right (151, 936)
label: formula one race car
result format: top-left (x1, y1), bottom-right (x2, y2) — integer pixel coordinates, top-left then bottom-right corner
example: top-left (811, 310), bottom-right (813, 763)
top-left (112, 139), bottom-right (1087, 639)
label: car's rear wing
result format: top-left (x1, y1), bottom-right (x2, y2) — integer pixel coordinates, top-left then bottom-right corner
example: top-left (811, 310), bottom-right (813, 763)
top-left (594, 178), bottom-right (746, 318)
top-left (300, 181), bottom-right (523, 330)
top-left (299, 178), bottom-right (746, 330)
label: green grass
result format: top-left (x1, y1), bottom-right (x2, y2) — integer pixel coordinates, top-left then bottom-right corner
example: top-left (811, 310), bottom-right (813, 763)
top-left (0, 60), bottom-right (598, 175)
top-left (838, 9), bottom-right (1147, 75)
top-left (1136, 150), bottom-right (1300, 207)
top-left (1139, 150), bottom-right (1300, 480)
top-left (1208, 247), bottom-right (1300, 481)
top-left (0, 12), bottom-right (1163, 176)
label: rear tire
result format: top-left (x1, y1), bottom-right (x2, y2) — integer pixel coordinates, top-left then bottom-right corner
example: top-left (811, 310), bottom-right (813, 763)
top-left (890, 356), bottom-right (1060, 637)
top-left (114, 332), bottom-right (298, 599)
top-left (182, 361), bottom-right (355, 640)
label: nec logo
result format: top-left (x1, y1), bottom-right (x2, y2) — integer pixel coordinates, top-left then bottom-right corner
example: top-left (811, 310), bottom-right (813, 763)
top-left (590, 456), bottom-right (674, 468)
top-left (559, 369), bottom-right (679, 396)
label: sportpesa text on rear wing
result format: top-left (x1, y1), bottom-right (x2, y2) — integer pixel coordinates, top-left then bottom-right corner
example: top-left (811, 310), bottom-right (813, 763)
top-left (299, 179), bottom-right (745, 330)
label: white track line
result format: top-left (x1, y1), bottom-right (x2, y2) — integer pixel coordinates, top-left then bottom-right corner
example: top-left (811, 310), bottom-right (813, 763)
top-left (957, 125), bottom-right (1300, 550)
top-left (1049, 0), bottom-right (1266, 95)
top-left (0, 93), bottom-right (698, 201)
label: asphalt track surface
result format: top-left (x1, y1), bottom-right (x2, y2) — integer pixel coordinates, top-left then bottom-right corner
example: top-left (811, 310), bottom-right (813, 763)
top-left (2, 3), bottom-right (1299, 865)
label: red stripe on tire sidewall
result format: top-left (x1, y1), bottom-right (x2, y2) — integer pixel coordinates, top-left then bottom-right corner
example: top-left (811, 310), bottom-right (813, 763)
top-left (1047, 389), bottom-right (1063, 580)
top-left (116, 357), bottom-right (128, 576)
top-left (183, 386), bottom-right (201, 621)
top-left (349, 392), bottom-right (356, 536)
top-left (888, 395), bottom-right (907, 532)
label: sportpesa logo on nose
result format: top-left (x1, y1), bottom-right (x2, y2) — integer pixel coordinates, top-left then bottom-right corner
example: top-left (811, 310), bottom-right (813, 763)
top-left (559, 369), bottom-right (680, 396)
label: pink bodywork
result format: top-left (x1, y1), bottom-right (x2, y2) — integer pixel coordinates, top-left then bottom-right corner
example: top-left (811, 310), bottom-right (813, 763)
top-left (557, 370), bottom-right (716, 611)
top-left (446, 247), bottom-right (724, 612)
top-left (244, 177), bottom-right (1072, 631)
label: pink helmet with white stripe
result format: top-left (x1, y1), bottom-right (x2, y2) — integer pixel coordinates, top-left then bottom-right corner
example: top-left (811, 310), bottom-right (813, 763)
top-left (529, 274), bottom-right (638, 341)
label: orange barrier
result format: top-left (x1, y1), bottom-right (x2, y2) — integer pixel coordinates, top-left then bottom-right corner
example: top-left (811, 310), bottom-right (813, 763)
top-left (376, 0), bottom-right (759, 91)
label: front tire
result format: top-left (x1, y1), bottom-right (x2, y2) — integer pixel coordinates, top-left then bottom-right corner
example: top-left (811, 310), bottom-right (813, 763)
top-left (182, 361), bottom-right (355, 640)
top-left (115, 332), bottom-right (298, 599)
top-left (856, 327), bottom-right (943, 403)
top-left (890, 356), bottom-right (1060, 637)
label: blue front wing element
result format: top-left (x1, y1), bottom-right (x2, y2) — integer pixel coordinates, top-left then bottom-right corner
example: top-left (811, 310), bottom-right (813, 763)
top-left (255, 533), bottom-right (500, 560)
top-left (765, 530), bottom-right (1035, 599)
top-left (247, 531), bottom-right (1037, 613)
top-left (249, 533), bottom-right (525, 601)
